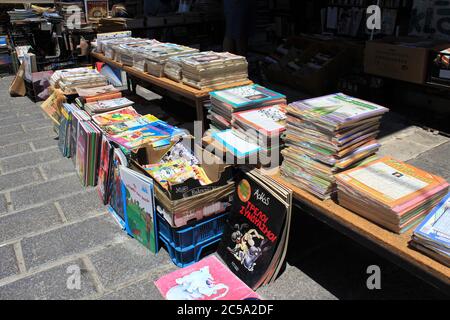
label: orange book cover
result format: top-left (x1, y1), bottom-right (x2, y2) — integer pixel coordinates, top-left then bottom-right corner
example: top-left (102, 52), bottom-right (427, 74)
top-left (85, 92), bottom-right (122, 103)
top-left (335, 156), bottom-right (449, 213)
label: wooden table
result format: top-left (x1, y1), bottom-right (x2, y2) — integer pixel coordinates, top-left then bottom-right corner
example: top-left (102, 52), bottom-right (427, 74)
top-left (270, 173), bottom-right (450, 293)
top-left (91, 52), bottom-right (253, 128)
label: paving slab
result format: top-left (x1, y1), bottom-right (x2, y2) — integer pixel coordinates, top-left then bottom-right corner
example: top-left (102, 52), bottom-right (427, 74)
top-left (10, 175), bottom-right (84, 210)
top-left (21, 215), bottom-right (127, 270)
top-left (39, 158), bottom-right (76, 180)
top-left (0, 148), bottom-right (61, 173)
top-left (88, 240), bottom-right (173, 290)
top-left (57, 189), bottom-right (107, 221)
top-left (257, 264), bottom-right (337, 300)
top-left (0, 167), bottom-right (43, 191)
top-left (0, 193), bottom-right (7, 214)
top-left (31, 138), bottom-right (58, 151)
top-left (0, 127), bottom-right (55, 147)
top-left (0, 143), bottom-right (33, 159)
top-left (0, 204), bottom-right (62, 244)
top-left (0, 124), bottom-right (24, 136)
top-left (0, 259), bottom-right (97, 300)
top-left (0, 244), bottom-right (19, 280)
top-left (100, 279), bottom-right (164, 300)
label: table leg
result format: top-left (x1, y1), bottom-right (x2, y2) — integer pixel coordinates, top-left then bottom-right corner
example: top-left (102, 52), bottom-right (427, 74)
top-left (195, 99), bottom-right (206, 132)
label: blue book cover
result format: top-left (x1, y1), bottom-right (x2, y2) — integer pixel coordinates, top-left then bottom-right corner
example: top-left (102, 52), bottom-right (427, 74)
top-left (210, 84), bottom-right (286, 110)
top-left (414, 192), bottom-right (450, 249)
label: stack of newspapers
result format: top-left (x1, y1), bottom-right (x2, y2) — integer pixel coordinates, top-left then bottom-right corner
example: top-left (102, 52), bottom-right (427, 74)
top-left (411, 193), bottom-right (450, 266)
top-left (179, 51), bottom-right (248, 89)
top-left (335, 157), bottom-right (449, 234)
top-left (50, 67), bottom-right (108, 94)
top-left (281, 93), bottom-right (388, 200)
top-left (164, 52), bottom-right (205, 82)
top-left (208, 84), bottom-right (286, 130)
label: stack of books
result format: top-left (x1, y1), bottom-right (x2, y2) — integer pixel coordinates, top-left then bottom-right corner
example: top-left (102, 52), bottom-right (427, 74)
top-left (75, 119), bottom-right (102, 187)
top-left (335, 157), bottom-right (449, 234)
top-left (144, 43), bottom-right (199, 77)
top-left (164, 52), bottom-right (204, 82)
top-left (50, 67), bottom-right (108, 94)
top-left (232, 104), bottom-right (287, 156)
top-left (84, 97), bottom-right (134, 115)
top-left (411, 193), bottom-right (450, 266)
top-left (179, 51), bottom-right (249, 89)
top-left (281, 93), bottom-right (388, 199)
top-left (75, 84), bottom-right (122, 108)
top-left (208, 84), bottom-right (286, 130)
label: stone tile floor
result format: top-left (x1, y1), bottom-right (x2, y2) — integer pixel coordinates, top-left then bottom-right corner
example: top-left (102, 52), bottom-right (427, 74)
top-left (0, 76), bottom-right (449, 300)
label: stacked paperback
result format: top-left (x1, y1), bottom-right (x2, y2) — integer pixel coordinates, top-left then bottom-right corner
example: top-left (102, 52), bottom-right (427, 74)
top-left (335, 157), bottom-right (449, 234)
top-left (281, 93), bottom-right (389, 199)
top-left (177, 51), bottom-right (249, 89)
top-left (50, 67), bottom-right (108, 94)
top-left (7, 9), bottom-right (38, 22)
top-left (144, 43), bottom-right (199, 77)
top-left (411, 193), bottom-right (450, 267)
top-left (208, 84), bottom-right (286, 130)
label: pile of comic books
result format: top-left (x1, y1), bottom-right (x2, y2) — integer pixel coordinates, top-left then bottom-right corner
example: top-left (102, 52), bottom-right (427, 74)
top-left (92, 107), bottom-right (187, 151)
top-left (335, 157), bottom-right (449, 234)
top-left (50, 67), bottom-right (108, 94)
top-left (411, 193), bottom-right (450, 266)
top-left (208, 84), bottom-right (286, 130)
top-left (281, 93), bottom-right (389, 200)
top-left (177, 51), bottom-right (249, 89)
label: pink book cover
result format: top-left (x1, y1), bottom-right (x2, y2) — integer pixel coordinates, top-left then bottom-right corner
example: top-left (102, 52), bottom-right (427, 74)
top-left (154, 255), bottom-right (261, 300)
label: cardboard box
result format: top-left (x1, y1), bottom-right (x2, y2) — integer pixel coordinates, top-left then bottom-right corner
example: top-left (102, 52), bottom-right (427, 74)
top-left (364, 37), bottom-right (450, 84)
top-left (129, 137), bottom-right (233, 201)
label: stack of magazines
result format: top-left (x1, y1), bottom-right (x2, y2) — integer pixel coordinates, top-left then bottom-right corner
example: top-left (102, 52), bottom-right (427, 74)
top-left (164, 52), bottom-right (204, 82)
top-left (208, 84), bottom-right (286, 130)
top-left (231, 104), bottom-right (287, 156)
top-left (178, 51), bottom-right (249, 89)
top-left (7, 9), bottom-right (38, 22)
top-left (84, 97), bottom-right (134, 115)
top-left (411, 193), bottom-right (450, 266)
top-left (50, 67), bottom-right (108, 94)
top-left (335, 157), bottom-right (449, 234)
top-left (144, 43), bottom-right (199, 77)
top-left (281, 93), bottom-right (389, 199)
top-left (75, 84), bottom-right (122, 108)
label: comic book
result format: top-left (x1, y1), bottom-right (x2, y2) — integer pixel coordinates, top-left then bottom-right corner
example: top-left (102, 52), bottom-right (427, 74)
top-left (217, 169), bottom-right (292, 290)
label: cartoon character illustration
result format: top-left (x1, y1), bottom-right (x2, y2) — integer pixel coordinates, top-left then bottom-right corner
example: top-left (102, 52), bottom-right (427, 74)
top-left (227, 224), bottom-right (268, 272)
top-left (166, 266), bottom-right (229, 300)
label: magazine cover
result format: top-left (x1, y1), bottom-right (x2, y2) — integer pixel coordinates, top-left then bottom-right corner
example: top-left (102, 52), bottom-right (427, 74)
top-left (210, 85), bottom-right (286, 110)
top-left (120, 166), bottom-right (158, 253)
top-left (155, 255), bottom-right (261, 300)
top-left (92, 107), bottom-right (140, 127)
top-left (414, 192), bottom-right (450, 248)
top-left (217, 171), bottom-right (287, 289)
top-left (233, 104), bottom-right (287, 136)
top-left (108, 148), bottom-right (127, 225)
top-left (108, 124), bottom-right (169, 150)
top-left (97, 135), bottom-right (113, 204)
top-left (76, 121), bottom-right (90, 186)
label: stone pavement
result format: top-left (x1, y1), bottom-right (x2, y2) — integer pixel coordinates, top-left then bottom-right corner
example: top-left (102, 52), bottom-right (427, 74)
top-left (0, 76), bottom-right (449, 300)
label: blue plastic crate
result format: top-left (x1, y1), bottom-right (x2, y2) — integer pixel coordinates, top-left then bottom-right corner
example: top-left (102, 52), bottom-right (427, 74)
top-left (157, 211), bottom-right (228, 251)
top-left (160, 233), bottom-right (223, 268)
